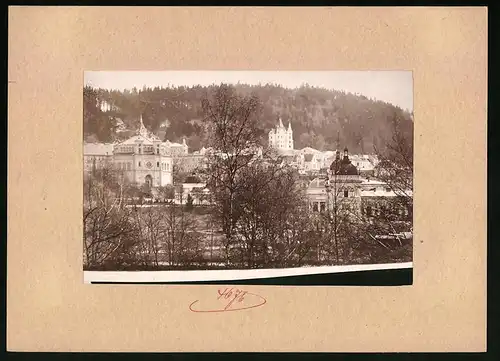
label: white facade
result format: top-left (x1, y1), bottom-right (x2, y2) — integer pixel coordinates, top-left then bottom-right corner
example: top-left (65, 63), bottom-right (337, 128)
top-left (359, 178), bottom-right (413, 198)
top-left (112, 115), bottom-right (175, 188)
top-left (83, 115), bottom-right (197, 189)
top-left (83, 143), bottom-right (114, 172)
top-left (269, 118), bottom-right (294, 150)
top-left (350, 154), bottom-right (377, 174)
top-left (306, 175), bottom-right (363, 214)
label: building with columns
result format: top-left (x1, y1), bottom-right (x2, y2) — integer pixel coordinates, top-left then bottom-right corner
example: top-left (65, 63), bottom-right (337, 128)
top-left (269, 117), bottom-right (294, 150)
top-left (306, 148), bottom-right (363, 214)
top-left (112, 115), bottom-right (174, 188)
top-left (84, 116), bottom-right (207, 190)
top-left (306, 147), bottom-right (412, 226)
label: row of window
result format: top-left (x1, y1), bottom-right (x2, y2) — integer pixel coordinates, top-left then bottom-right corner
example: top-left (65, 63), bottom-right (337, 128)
top-left (116, 146), bottom-right (186, 156)
top-left (310, 201), bottom-right (353, 213)
top-left (362, 205), bottom-right (410, 217)
top-left (116, 162), bottom-right (132, 170)
top-left (117, 146), bottom-right (134, 153)
top-left (115, 161), bottom-right (171, 171)
top-left (85, 156), bottom-right (108, 163)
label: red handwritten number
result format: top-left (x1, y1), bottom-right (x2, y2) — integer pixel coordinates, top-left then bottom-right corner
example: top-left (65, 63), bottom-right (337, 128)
top-left (217, 288), bottom-right (248, 310)
top-left (217, 288), bottom-right (230, 300)
top-left (189, 288), bottom-right (266, 313)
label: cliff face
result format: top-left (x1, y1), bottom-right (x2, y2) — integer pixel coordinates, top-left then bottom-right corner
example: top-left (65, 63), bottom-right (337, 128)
top-left (83, 83), bottom-right (413, 153)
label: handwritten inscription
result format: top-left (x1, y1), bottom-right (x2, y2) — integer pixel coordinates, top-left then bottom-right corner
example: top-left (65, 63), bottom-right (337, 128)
top-left (189, 287), bottom-right (266, 313)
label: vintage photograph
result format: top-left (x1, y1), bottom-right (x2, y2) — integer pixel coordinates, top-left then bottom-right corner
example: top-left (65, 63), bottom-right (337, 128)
top-left (83, 71), bottom-right (413, 281)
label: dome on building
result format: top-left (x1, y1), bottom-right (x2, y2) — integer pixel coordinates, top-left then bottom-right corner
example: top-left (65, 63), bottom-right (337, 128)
top-left (329, 147), bottom-right (359, 175)
top-left (339, 163), bottom-right (359, 175)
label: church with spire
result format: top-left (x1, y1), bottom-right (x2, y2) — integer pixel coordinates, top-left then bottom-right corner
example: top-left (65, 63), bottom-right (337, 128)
top-left (110, 114), bottom-right (188, 189)
top-left (268, 117), bottom-right (294, 150)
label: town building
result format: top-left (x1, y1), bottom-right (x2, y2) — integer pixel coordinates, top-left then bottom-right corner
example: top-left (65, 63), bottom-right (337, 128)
top-left (305, 147), bottom-right (412, 226)
top-left (359, 178), bottom-right (413, 221)
top-left (306, 148), bottom-right (363, 214)
top-left (83, 143), bottom-right (114, 173)
top-left (176, 154), bottom-right (206, 173)
top-left (83, 115), bottom-right (211, 190)
top-left (180, 174), bottom-right (209, 205)
top-left (269, 117), bottom-right (294, 150)
top-left (111, 115), bottom-right (174, 188)
top-left (350, 154), bottom-right (377, 176)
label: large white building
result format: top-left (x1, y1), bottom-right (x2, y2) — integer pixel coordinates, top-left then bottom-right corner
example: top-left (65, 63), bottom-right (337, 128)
top-left (269, 117), bottom-right (294, 150)
top-left (84, 115), bottom-right (192, 189)
top-left (83, 143), bottom-right (114, 173)
top-left (112, 116), bottom-right (175, 188)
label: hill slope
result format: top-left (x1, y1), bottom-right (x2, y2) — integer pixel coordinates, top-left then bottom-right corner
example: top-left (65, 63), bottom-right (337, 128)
top-left (83, 83), bottom-right (413, 153)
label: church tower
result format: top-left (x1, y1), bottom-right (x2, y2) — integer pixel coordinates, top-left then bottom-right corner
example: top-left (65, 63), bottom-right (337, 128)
top-left (269, 117), bottom-right (294, 150)
top-left (138, 114), bottom-right (148, 138)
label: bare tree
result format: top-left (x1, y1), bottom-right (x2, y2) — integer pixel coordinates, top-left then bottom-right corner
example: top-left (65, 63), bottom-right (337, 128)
top-left (133, 205), bottom-right (165, 268)
top-left (190, 187), bottom-right (205, 205)
top-left (215, 157), bottom-right (315, 268)
top-left (83, 165), bottom-right (139, 269)
top-left (313, 151), bottom-right (362, 264)
top-left (200, 84), bottom-right (266, 265)
top-left (172, 156), bottom-right (189, 186)
top-left (154, 185), bottom-right (175, 202)
top-left (160, 202), bottom-right (200, 267)
top-left (374, 112), bottom-right (413, 217)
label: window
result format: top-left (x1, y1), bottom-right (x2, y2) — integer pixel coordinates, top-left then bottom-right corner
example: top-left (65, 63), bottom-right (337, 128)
top-left (313, 202), bottom-right (319, 212)
top-left (138, 161), bottom-right (141, 167)
top-left (344, 190), bottom-right (349, 197)
top-left (157, 161), bottom-right (160, 168)
top-left (320, 202), bottom-right (326, 212)
top-left (366, 206), bottom-right (372, 216)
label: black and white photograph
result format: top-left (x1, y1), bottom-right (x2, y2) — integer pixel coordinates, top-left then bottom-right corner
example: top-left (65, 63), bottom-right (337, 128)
top-left (83, 71), bottom-right (414, 284)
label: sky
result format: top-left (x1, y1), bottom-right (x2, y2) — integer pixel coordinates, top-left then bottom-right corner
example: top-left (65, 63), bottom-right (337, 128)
top-left (84, 71), bottom-right (413, 112)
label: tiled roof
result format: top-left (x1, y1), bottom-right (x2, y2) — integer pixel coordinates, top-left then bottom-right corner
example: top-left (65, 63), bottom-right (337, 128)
top-left (301, 147), bottom-right (321, 154)
top-left (120, 135), bottom-right (155, 145)
top-left (83, 143), bottom-right (114, 156)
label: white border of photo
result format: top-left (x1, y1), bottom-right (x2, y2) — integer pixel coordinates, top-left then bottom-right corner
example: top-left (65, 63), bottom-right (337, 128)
top-left (84, 262), bottom-right (413, 283)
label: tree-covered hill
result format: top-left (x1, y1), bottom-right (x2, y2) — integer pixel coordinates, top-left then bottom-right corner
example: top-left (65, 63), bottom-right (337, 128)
top-left (83, 83), bottom-right (413, 153)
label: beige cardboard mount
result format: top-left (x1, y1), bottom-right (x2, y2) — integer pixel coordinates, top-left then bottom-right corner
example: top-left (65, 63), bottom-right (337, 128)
top-left (7, 6), bottom-right (487, 352)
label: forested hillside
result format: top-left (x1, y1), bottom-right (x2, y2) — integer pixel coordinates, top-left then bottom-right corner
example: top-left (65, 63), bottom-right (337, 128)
top-left (83, 83), bottom-right (413, 153)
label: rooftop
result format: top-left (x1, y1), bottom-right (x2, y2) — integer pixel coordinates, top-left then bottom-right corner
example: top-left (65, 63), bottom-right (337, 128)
top-left (83, 143), bottom-right (114, 156)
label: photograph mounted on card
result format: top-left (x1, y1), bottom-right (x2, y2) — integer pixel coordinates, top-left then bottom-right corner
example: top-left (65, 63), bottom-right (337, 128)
top-left (83, 70), bottom-right (414, 285)
top-left (8, 6), bottom-right (486, 353)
